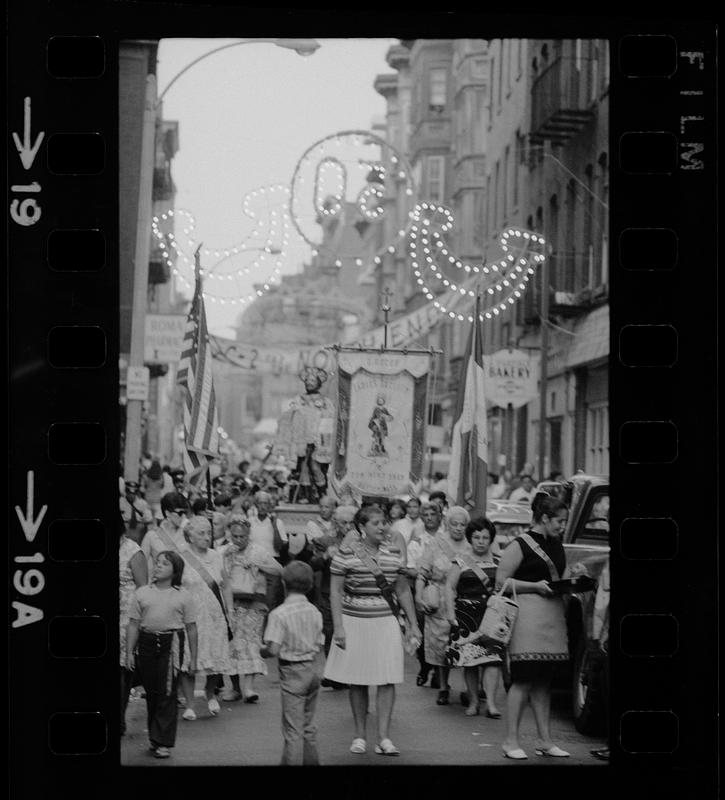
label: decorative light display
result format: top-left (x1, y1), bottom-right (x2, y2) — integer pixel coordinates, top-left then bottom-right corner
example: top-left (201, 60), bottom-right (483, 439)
top-left (289, 130), bottom-right (417, 258)
top-left (150, 127), bottom-right (547, 322)
top-left (151, 183), bottom-right (304, 307)
top-left (406, 203), bottom-right (547, 324)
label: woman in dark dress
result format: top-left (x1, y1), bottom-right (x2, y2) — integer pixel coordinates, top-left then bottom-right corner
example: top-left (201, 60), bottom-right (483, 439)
top-left (444, 517), bottom-right (503, 718)
top-left (495, 493), bottom-right (572, 760)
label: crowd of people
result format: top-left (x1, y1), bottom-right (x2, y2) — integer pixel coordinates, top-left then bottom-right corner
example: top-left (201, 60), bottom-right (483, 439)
top-left (120, 457), bottom-right (590, 763)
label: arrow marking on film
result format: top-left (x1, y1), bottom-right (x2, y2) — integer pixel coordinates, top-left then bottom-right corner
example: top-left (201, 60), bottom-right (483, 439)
top-left (12, 97), bottom-right (45, 170)
top-left (15, 470), bottom-right (48, 543)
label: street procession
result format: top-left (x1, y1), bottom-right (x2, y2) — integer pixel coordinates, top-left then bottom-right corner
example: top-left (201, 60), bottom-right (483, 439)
top-left (119, 37), bottom-right (611, 766)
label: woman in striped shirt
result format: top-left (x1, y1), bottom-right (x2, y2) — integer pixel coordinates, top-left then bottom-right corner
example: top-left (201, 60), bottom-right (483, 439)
top-left (323, 504), bottom-right (420, 757)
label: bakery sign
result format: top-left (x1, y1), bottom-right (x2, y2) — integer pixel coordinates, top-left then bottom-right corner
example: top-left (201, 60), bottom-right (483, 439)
top-left (484, 349), bottom-right (538, 409)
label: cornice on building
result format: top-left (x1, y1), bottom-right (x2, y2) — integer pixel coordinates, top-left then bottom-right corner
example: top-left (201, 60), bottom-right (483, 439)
top-left (374, 72), bottom-right (398, 99)
top-left (386, 44), bottom-right (410, 72)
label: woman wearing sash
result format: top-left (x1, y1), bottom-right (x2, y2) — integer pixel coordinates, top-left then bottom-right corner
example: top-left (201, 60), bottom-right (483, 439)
top-left (221, 514), bottom-right (283, 704)
top-left (496, 493), bottom-right (571, 760)
top-left (444, 517), bottom-right (502, 718)
top-left (178, 516), bottom-right (232, 721)
top-left (324, 504), bottom-right (420, 756)
top-left (415, 506), bottom-right (472, 705)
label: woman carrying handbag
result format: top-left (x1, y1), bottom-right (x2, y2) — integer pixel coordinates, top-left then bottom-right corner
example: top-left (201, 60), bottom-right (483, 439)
top-left (495, 492), bottom-right (576, 760)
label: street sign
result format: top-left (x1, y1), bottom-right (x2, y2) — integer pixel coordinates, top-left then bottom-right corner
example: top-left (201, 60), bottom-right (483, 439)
top-left (144, 314), bottom-right (186, 363)
top-left (485, 349), bottom-right (538, 409)
top-left (126, 366), bottom-right (149, 401)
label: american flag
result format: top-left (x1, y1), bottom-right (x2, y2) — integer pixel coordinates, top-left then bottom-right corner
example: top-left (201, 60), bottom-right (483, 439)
top-left (447, 294), bottom-right (489, 515)
top-left (176, 248), bottom-right (220, 483)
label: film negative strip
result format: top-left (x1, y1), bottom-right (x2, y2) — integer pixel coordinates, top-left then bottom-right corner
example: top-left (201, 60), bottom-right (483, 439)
top-left (7, 6), bottom-right (717, 797)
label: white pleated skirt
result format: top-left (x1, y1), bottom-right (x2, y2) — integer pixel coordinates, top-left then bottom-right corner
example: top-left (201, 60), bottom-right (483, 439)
top-left (323, 614), bottom-right (404, 686)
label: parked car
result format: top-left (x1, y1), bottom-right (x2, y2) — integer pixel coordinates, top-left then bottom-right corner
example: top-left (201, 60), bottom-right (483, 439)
top-left (486, 499), bottom-right (532, 559)
top-left (560, 473), bottom-right (610, 735)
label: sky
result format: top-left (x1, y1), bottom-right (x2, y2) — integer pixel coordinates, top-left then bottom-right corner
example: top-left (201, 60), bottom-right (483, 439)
top-left (156, 37), bottom-right (398, 337)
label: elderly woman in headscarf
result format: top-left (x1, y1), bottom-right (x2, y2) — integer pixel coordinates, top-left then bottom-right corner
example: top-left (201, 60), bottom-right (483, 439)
top-left (415, 505), bottom-right (473, 705)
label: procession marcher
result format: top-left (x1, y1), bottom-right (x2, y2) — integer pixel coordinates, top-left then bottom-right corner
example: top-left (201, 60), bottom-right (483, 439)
top-left (391, 496), bottom-right (425, 546)
top-left (415, 505), bottom-right (473, 704)
top-left (496, 492), bottom-right (578, 759)
top-left (120, 512), bottom-right (148, 736)
top-left (305, 495), bottom-right (337, 542)
top-left (178, 516), bottom-right (232, 721)
top-left (142, 460), bottom-right (165, 523)
top-left (444, 517), bottom-right (502, 718)
top-left (324, 504), bottom-right (421, 757)
top-left (125, 550), bottom-right (198, 759)
top-left (409, 501), bottom-right (444, 687)
top-left (221, 514), bottom-right (284, 703)
top-left (249, 490), bottom-right (288, 609)
top-left (260, 561), bottom-right (325, 766)
top-left (509, 474), bottom-right (536, 505)
top-left (310, 504), bottom-right (356, 689)
top-left (120, 480), bottom-right (154, 541)
top-left (141, 492), bottom-right (190, 579)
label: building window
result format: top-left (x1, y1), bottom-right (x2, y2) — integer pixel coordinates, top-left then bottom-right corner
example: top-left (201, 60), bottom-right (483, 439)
top-left (504, 39), bottom-right (511, 93)
top-left (427, 155), bottom-right (445, 202)
top-left (513, 135), bottom-right (521, 209)
top-left (472, 57), bottom-right (487, 78)
top-left (516, 39), bottom-right (523, 78)
top-left (575, 38), bottom-right (583, 71)
top-left (598, 152), bottom-right (609, 286)
top-left (497, 41), bottom-right (503, 110)
top-left (485, 174), bottom-right (492, 240)
top-left (565, 179), bottom-right (577, 292)
top-left (590, 40), bottom-right (599, 103)
top-left (488, 55), bottom-right (495, 126)
top-left (430, 67), bottom-right (447, 110)
top-left (503, 145), bottom-right (511, 220)
top-left (585, 402), bottom-right (609, 474)
top-left (494, 160), bottom-right (501, 230)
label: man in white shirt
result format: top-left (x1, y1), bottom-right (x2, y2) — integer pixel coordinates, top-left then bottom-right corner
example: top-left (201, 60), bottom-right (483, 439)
top-left (305, 495), bottom-right (337, 543)
top-left (249, 491), bottom-right (288, 558)
top-left (249, 490), bottom-right (288, 610)
top-left (509, 474), bottom-right (536, 505)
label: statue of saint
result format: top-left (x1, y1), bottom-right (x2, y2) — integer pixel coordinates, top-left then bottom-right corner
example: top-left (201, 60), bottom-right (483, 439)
top-left (286, 366), bottom-right (335, 503)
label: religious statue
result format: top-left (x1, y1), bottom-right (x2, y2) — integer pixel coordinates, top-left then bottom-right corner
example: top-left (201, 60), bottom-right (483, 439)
top-left (286, 366), bottom-right (336, 504)
top-left (368, 395), bottom-right (393, 457)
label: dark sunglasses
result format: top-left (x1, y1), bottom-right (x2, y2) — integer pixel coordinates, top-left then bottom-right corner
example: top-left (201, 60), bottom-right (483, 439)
top-left (171, 508), bottom-right (187, 514)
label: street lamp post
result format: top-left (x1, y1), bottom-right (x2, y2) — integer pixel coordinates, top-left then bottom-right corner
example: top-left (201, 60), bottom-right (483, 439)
top-left (123, 38), bottom-right (320, 483)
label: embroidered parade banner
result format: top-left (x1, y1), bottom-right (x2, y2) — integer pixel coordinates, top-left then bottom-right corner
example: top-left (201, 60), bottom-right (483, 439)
top-left (332, 350), bottom-right (430, 498)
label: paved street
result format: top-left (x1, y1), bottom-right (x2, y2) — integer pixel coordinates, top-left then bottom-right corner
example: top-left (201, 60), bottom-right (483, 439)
top-left (122, 654), bottom-right (606, 766)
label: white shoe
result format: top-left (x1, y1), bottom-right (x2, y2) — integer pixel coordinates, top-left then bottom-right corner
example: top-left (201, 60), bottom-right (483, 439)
top-left (207, 698), bottom-right (220, 716)
top-left (182, 708), bottom-right (197, 721)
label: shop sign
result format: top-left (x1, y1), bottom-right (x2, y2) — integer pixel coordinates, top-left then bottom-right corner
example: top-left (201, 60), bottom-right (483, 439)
top-left (144, 314), bottom-right (187, 364)
top-left (485, 349), bottom-right (538, 409)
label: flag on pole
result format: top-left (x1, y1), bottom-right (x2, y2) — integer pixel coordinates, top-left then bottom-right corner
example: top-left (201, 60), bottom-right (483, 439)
top-left (176, 246), bottom-right (220, 485)
top-left (447, 295), bottom-right (489, 515)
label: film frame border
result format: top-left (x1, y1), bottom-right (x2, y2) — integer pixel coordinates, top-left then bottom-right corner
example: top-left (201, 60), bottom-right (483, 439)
top-left (7, 6), bottom-right (718, 797)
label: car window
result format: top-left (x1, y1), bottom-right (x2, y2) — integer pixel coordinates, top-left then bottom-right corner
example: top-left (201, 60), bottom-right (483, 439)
top-left (573, 489), bottom-right (609, 546)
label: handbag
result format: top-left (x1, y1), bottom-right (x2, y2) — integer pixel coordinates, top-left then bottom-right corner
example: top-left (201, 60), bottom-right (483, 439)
top-left (421, 582), bottom-right (440, 612)
top-left (476, 578), bottom-right (519, 650)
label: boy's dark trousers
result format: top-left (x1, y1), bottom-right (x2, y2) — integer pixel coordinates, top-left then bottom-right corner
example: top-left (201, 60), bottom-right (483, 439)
top-left (277, 659), bottom-right (321, 766)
